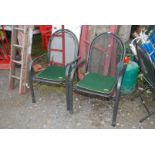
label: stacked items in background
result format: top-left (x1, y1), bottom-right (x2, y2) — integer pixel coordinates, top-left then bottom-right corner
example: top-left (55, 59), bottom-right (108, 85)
top-left (0, 25), bottom-right (11, 69)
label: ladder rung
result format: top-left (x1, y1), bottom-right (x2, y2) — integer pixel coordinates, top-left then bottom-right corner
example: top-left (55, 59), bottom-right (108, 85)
top-left (11, 75), bottom-right (20, 80)
top-left (13, 44), bottom-right (23, 48)
top-left (14, 27), bottom-right (25, 31)
top-left (12, 60), bottom-right (22, 64)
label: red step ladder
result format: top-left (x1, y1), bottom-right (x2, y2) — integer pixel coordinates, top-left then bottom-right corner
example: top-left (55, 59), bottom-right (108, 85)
top-left (9, 25), bottom-right (33, 94)
top-left (0, 25), bottom-right (11, 69)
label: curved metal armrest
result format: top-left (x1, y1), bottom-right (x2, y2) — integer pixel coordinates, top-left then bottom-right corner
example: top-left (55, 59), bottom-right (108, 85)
top-left (66, 56), bottom-right (81, 68)
top-left (31, 53), bottom-right (47, 64)
top-left (68, 58), bottom-right (87, 81)
top-left (29, 53), bottom-right (47, 78)
top-left (65, 56), bottom-right (81, 79)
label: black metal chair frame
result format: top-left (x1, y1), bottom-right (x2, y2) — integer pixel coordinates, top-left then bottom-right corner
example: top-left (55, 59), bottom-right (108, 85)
top-left (135, 44), bottom-right (155, 122)
top-left (29, 29), bottom-right (79, 103)
top-left (66, 32), bottom-right (127, 127)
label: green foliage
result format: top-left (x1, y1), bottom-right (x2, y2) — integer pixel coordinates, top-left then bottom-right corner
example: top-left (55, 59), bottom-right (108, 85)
top-left (31, 34), bottom-right (46, 57)
top-left (0, 30), bottom-right (5, 40)
top-left (138, 73), bottom-right (146, 88)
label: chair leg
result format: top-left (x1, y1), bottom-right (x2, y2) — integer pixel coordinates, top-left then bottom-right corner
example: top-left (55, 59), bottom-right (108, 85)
top-left (66, 79), bottom-right (70, 111)
top-left (131, 86), bottom-right (149, 101)
top-left (68, 80), bottom-right (73, 114)
top-left (140, 110), bottom-right (155, 122)
top-left (130, 86), bottom-right (153, 122)
top-left (112, 92), bottom-right (121, 127)
top-left (139, 93), bottom-right (150, 114)
top-left (139, 88), bottom-right (155, 122)
top-left (29, 79), bottom-right (36, 103)
top-left (151, 88), bottom-right (155, 101)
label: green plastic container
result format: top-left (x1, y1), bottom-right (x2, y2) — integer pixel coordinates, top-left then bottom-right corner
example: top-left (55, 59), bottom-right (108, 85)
top-left (121, 60), bottom-right (139, 94)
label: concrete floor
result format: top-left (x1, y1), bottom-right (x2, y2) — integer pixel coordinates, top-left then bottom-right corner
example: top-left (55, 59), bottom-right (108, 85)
top-left (0, 70), bottom-right (155, 128)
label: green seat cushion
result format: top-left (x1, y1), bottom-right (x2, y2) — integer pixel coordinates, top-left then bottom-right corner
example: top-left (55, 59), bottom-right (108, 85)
top-left (36, 66), bottom-right (66, 81)
top-left (77, 73), bottom-right (116, 93)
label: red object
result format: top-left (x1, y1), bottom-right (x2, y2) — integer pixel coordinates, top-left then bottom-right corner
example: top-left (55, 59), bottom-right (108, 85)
top-left (49, 25), bottom-right (65, 66)
top-left (0, 59), bottom-right (10, 69)
top-left (78, 25), bottom-right (118, 79)
top-left (78, 25), bottom-right (89, 79)
top-left (103, 26), bottom-right (118, 76)
top-left (39, 25), bottom-right (52, 51)
top-left (0, 25), bottom-right (11, 69)
top-left (61, 25), bottom-right (65, 66)
top-left (110, 26), bottom-right (118, 76)
top-left (124, 56), bottom-right (130, 64)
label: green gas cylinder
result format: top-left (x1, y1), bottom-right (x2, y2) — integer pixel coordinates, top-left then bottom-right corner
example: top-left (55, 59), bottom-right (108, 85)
top-left (121, 60), bottom-right (139, 94)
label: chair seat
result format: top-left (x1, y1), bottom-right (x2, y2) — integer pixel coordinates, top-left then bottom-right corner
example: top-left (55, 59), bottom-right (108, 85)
top-left (77, 73), bottom-right (116, 94)
top-left (36, 65), bottom-right (66, 81)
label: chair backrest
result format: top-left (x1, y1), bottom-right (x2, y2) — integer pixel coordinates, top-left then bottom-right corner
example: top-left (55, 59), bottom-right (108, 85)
top-left (87, 32), bottom-right (125, 77)
top-left (48, 29), bottom-right (79, 66)
top-left (136, 44), bottom-right (155, 88)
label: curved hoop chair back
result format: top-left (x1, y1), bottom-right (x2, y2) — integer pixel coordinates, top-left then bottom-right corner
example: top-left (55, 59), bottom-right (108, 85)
top-left (136, 44), bottom-right (155, 88)
top-left (29, 29), bottom-right (79, 104)
top-left (87, 32), bottom-right (125, 77)
top-left (48, 29), bottom-right (79, 66)
top-left (66, 32), bottom-right (127, 127)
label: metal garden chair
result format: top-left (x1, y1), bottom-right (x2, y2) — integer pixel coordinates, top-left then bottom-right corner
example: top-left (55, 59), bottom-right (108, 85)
top-left (135, 44), bottom-right (155, 122)
top-left (29, 29), bottom-right (79, 103)
top-left (67, 32), bottom-right (126, 126)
